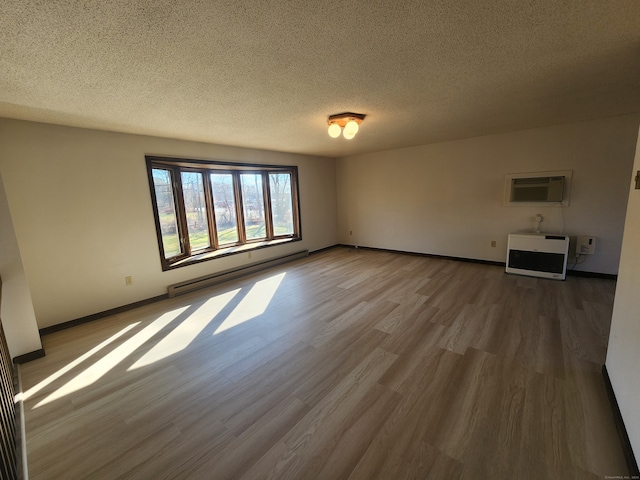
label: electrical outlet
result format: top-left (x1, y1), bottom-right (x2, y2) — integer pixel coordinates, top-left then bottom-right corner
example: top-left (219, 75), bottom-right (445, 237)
top-left (125, 276), bottom-right (133, 286)
top-left (350, 230), bottom-right (353, 235)
top-left (491, 240), bottom-right (497, 248)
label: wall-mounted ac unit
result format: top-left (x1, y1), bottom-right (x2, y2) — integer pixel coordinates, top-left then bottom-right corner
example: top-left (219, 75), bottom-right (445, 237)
top-left (503, 170), bottom-right (572, 207)
top-left (510, 176), bottom-right (565, 202)
top-left (506, 233), bottom-right (570, 280)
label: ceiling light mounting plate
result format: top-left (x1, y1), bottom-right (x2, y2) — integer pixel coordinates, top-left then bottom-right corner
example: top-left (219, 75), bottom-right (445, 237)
top-left (327, 112), bottom-right (366, 127)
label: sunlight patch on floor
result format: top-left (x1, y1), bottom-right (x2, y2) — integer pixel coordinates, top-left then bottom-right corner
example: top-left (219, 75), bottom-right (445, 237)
top-left (214, 273), bottom-right (285, 335)
top-left (34, 306), bottom-right (190, 408)
top-left (129, 289), bottom-right (240, 370)
top-left (20, 322), bottom-right (140, 403)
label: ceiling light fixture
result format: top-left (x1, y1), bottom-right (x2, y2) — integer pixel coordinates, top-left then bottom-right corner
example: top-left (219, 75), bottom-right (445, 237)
top-left (327, 112), bottom-right (366, 140)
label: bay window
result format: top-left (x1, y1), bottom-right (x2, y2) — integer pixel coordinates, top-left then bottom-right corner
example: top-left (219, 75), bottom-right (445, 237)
top-left (146, 156), bottom-right (301, 270)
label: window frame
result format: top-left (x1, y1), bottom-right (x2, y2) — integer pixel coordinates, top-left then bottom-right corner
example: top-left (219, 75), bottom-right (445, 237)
top-left (146, 156), bottom-right (302, 271)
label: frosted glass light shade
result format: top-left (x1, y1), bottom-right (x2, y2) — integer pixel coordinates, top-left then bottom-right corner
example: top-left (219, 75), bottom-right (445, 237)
top-left (328, 123), bottom-right (341, 138)
top-left (343, 120), bottom-right (359, 139)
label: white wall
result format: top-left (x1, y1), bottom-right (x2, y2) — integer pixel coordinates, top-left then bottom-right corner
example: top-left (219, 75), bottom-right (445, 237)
top-left (337, 115), bottom-right (640, 274)
top-left (607, 123), bottom-right (640, 460)
top-left (0, 119), bottom-right (338, 329)
top-left (0, 174), bottom-right (42, 358)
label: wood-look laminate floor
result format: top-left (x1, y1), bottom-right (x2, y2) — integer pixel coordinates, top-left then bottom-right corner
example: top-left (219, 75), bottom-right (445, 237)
top-left (19, 247), bottom-right (628, 479)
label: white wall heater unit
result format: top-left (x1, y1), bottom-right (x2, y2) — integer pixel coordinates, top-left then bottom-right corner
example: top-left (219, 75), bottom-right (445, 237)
top-left (506, 233), bottom-right (570, 280)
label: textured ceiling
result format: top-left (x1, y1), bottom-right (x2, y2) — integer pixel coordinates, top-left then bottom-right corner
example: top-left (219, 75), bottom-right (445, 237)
top-left (1, 1), bottom-right (640, 158)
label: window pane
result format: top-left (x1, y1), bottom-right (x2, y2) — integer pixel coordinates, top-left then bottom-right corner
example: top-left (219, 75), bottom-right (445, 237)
top-left (180, 172), bottom-right (210, 251)
top-left (241, 173), bottom-right (266, 240)
top-left (269, 173), bottom-right (294, 236)
top-left (210, 173), bottom-right (239, 245)
top-left (152, 169), bottom-right (182, 258)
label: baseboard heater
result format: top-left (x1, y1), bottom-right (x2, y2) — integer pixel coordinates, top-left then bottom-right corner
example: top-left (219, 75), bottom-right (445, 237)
top-left (167, 250), bottom-right (309, 297)
top-left (506, 233), bottom-right (569, 280)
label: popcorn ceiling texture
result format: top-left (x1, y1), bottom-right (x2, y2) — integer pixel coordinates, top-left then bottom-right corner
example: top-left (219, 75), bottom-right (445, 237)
top-left (1, 0), bottom-right (639, 157)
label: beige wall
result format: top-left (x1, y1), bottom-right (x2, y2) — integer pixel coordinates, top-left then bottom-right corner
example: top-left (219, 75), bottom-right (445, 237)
top-left (0, 173), bottom-right (42, 357)
top-left (607, 123), bottom-right (640, 460)
top-left (0, 119), bottom-right (338, 329)
top-left (1, 114), bottom-right (638, 346)
top-left (337, 115), bottom-right (640, 274)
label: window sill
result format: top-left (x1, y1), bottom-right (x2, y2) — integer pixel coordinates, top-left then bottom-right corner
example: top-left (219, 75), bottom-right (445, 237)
top-left (166, 237), bottom-right (301, 270)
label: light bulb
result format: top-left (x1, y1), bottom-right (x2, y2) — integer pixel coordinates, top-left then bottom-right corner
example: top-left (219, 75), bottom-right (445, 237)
top-left (343, 120), bottom-right (359, 139)
top-left (328, 123), bottom-right (341, 138)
